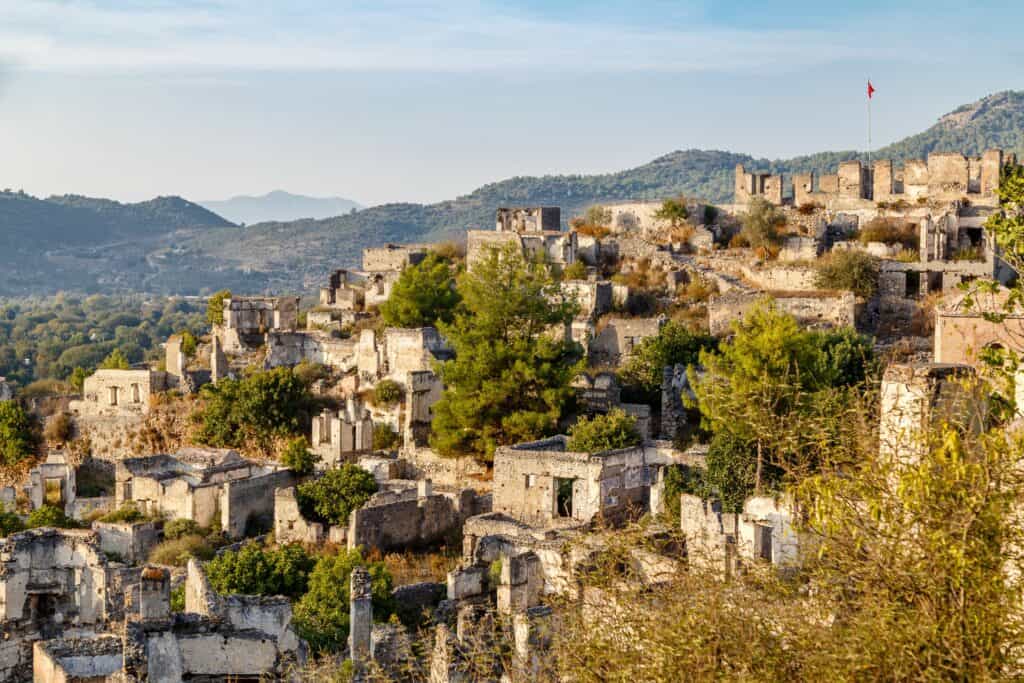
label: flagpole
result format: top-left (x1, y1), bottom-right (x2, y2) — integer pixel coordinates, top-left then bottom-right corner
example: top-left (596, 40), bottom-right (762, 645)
top-left (867, 77), bottom-right (872, 167)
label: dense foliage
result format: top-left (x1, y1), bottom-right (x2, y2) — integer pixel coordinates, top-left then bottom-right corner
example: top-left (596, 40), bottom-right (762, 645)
top-left (280, 437), bottom-right (319, 475)
top-left (206, 290), bottom-right (231, 326)
top-left (206, 542), bottom-right (316, 600)
top-left (26, 505), bottom-right (78, 529)
top-left (739, 198), bottom-right (785, 252)
top-left (566, 409), bottom-right (641, 453)
top-left (0, 511), bottom-right (25, 537)
top-left (296, 465), bottom-right (378, 527)
top-left (619, 320), bottom-right (716, 401)
top-left (193, 367), bottom-right (315, 455)
top-left (430, 245), bottom-right (582, 461)
top-left (692, 302), bottom-right (875, 494)
top-left (815, 250), bottom-right (881, 298)
top-left (380, 253), bottom-right (460, 328)
top-left (0, 295), bottom-right (205, 387)
top-left (0, 401), bottom-right (38, 466)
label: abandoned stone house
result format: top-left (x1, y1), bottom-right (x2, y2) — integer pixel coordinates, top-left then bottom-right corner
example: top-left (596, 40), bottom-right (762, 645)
top-left (114, 447), bottom-right (295, 539)
top-left (70, 368), bottom-right (166, 419)
top-left (26, 451), bottom-right (76, 516)
top-left (29, 560), bottom-right (305, 682)
top-left (361, 243), bottom-right (431, 308)
top-left (468, 207), bottom-right (578, 271)
top-left (588, 315), bottom-right (665, 365)
top-left (0, 528), bottom-right (138, 681)
top-left (735, 149), bottom-right (1013, 209)
top-left (708, 290), bottom-right (857, 336)
top-left (311, 399), bottom-right (374, 468)
top-left (217, 295), bottom-right (300, 352)
top-left (492, 435), bottom-right (650, 527)
top-left (934, 288), bottom-right (1024, 371)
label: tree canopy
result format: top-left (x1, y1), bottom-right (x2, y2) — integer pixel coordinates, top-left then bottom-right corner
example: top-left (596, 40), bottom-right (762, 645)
top-left (430, 245), bottom-right (582, 461)
top-left (0, 401), bottom-right (38, 467)
top-left (619, 320), bottom-right (716, 400)
top-left (380, 253), bottom-right (461, 328)
top-left (206, 542), bottom-right (316, 600)
top-left (566, 409), bottom-right (641, 453)
top-left (296, 465), bottom-right (378, 527)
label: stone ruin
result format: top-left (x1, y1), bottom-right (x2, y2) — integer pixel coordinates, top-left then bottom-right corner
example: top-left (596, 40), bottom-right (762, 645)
top-left (0, 377), bottom-right (13, 401)
top-left (311, 399), bottom-right (374, 468)
top-left (468, 207), bottom-right (578, 271)
top-left (361, 243), bottom-right (431, 309)
top-left (735, 149), bottom-right (1013, 209)
top-left (217, 295), bottom-right (300, 352)
top-left (70, 369), bottom-right (166, 420)
top-left (115, 447), bottom-right (295, 539)
top-left (492, 435), bottom-right (651, 528)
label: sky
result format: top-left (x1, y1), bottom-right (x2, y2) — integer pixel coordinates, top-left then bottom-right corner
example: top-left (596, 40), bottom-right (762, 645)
top-left (1, 0), bottom-right (1023, 207)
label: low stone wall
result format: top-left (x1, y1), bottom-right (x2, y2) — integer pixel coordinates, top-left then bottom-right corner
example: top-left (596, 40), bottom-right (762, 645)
top-left (399, 447), bottom-right (489, 490)
top-left (348, 485), bottom-right (478, 552)
top-left (708, 290), bottom-right (856, 335)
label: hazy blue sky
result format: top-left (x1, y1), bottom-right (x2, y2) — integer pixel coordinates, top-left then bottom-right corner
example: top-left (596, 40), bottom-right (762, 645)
top-left (1, 1), bottom-right (1022, 206)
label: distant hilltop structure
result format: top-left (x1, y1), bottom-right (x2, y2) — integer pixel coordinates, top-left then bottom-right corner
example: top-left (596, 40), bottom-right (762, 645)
top-left (735, 149), bottom-right (1017, 209)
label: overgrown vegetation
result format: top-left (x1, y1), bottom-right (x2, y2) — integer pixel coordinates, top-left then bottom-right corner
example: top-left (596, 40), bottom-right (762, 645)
top-left (296, 465), bottom-right (378, 527)
top-left (566, 409), bottom-right (641, 453)
top-left (206, 541), bottom-right (316, 600)
top-left (815, 249), bottom-right (881, 298)
top-left (380, 253), bottom-right (460, 328)
top-left (280, 437), bottom-right (320, 475)
top-left (859, 217), bottom-right (919, 250)
top-left (0, 401), bottom-right (38, 466)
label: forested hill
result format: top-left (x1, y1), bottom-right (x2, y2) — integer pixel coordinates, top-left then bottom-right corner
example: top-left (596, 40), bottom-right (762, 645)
top-left (3, 90), bottom-right (1024, 296)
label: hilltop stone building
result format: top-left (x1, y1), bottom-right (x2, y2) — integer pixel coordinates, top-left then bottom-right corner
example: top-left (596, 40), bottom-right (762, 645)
top-left (468, 207), bottom-right (578, 270)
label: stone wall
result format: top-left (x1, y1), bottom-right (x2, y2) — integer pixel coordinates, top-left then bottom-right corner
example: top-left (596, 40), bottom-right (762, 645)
top-left (362, 243), bottom-right (430, 273)
top-left (399, 447), bottom-right (489, 489)
top-left (94, 520), bottom-right (161, 564)
top-left (220, 469), bottom-right (296, 539)
top-left (347, 483), bottom-right (477, 552)
top-left (496, 207), bottom-right (561, 233)
top-left (589, 316), bottom-right (665, 366)
top-left (935, 299), bottom-right (1024, 365)
top-left (708, 291), bottom-right (856, 336)
top-left (70, 369), bottom-right (165, 419)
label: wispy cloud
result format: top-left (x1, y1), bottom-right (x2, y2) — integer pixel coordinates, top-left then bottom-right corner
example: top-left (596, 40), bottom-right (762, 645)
top-left (0, 0), bottom-right (912, 74)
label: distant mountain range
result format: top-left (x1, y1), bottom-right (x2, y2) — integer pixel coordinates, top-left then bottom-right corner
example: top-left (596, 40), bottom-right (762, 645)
top-left (2, 90), bottom-right (1024, 296)
top-left (198, 190), bottom-right (362, 226)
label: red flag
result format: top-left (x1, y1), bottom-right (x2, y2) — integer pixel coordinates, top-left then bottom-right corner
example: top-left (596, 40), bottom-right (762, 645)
top-left (867, 80), bottom-right (875, 99)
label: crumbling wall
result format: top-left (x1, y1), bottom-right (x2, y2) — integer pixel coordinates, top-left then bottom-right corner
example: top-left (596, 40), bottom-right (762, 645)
top-left (348, 483), bottom-right (475, 552)
top-left (363, 244), bottom-right (430, 272)
top-left (220, 470), bottom-right (295, 539)
top-left (94, 520), bottom-right (161, 564)
top-left (708, 291), bottom-right (856, 336)
top-left (589, 317), bottom-right (665, 365)
top-left (495, 207), bottom-right (561, 233)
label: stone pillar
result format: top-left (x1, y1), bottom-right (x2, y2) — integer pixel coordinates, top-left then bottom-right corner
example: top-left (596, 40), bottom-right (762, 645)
top-left (165, 335), bottom-right (185, 383)
top-left (873, 160), bottom-right (893, 201)
top-left (349, 566), bottom-right (372, 668)
top-left (982, 149), bottom-right (1004, 195)
top-left (210, 333), bottom-right (227, 385)
top-left (139, 566), bottom-right (170, 621)
top-left (417, 479), bottom-right (432, 499)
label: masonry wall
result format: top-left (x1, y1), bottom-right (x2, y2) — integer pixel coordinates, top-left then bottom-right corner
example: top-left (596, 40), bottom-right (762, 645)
top-left (708, 291), bottom-right (856, 336)
top-left (935, 311), bottom-right (1024, 365)
top-left (221, 470), bottom-right (295, 539)
top-left (348, 489), bottom-right (473, 552)
top-left (589, 317), bottom-right (665, 365)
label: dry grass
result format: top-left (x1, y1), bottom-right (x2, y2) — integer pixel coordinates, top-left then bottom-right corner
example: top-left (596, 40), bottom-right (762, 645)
top-left (366, 547), bottom-right (461, 586)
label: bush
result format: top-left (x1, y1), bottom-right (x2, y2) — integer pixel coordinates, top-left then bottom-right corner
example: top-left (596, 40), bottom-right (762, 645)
top-left (0, 511), bottom-right (25, 537)
top-left (372, 379), bottom-right (403, 406)
top-left (0, 401), bottom-right (38, 466)
top-left (164, 518), bottom-right (201, 540)
top-left (26, 504), bottom-right (78, 529)
top-left (20, 379), bottom-right (74, 398)
top-left (43, 412), bottom-right (73, 444)
top-left (178, 330), bottom-right (198, 357)
top-left (815, 250), bottom-right (881, 298)
top-left (297, 465), bottom-right (378, 527)
top-left (620, 320), bottom-right (716, 400)
top-left (372, 424), bottom-right (401, 451)
top-left (562, 261), bottom-right (587, 280)
top-left (170, 584), bottom-right (185, 612)
top-left (566, 409), bottom-right (642, 453)
top-left (98, 502), bottom-right (148, 524)
top-left (148, 534), bottom-right (215, 566)
top-left (739, 197), bottom-right (785, 253)
top-left (859, 217), bottom-right (918, 250)
top-left (293, 549), bottom-right (394, 653)
top-left (661, 464), bottom-right (708, 525)
top-left (206, 542), bottom-right (315, 599)
top-left (206, 290), bottom-right (231, 326)
top-left (654, 195), bottom-right (689, 227)
top-left (280, 437), bottom-right (319, 475)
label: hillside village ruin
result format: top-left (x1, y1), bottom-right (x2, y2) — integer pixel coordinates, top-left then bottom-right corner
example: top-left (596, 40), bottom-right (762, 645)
top-left (3, 146), bottom-right (1024, 681)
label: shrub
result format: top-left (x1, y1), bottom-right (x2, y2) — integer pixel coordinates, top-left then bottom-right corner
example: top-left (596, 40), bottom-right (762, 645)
top-left (27, 505), bottom-right (78, 529)
top-left (148, 534), bottom-right (214, 566)
top-left (0, 401), bottom-right (38, 466)
top-left (372, 423), bottom-right (401, 451)
top-left (859, 217), bottom-right (918, 250)
top-left (20, 379), bottom-right (74, 398)
top-left (292, 360), bottom-right (330, 386)
top-left (206, 290), bottom-right (231, 326)
top-left (620, 320), bottom-right (717, 399)
top-left (98, 503), bottom-right (148, 524)
top-left (170, 584), bottom-right (185, 612)
top-left (206, 542), bottom-right (315, 599)
top-left (562, 261), bottom-right (587, 281)
top-left (178, 330), bottom-right (198, 357)
top-left (661, 463), bottom-right (708, 525)
top-left (372, 379), bottom-right (403, 406)
top-left (739, 197), bottom-right (785, 252)
top-left (280, 437), bottom-right (319, 475)
top-left (654, 195), bottom-right (689, 227)
top-left (0, 511), bottom-right (25, 537)
top-left (297, 465), bottom-right (378, 527)
top-left (164, 518), bottom-right (201, 540)
top-left (815, 250), bottom-right (881, 298)
top-left (379, 253), bottom-right (460, 328)
top-left (566, 409), bottom-right (642, 453)
top-left (293, 549), bottom-right (394, 653)
top-left (43, 412), bottom-right (73, 444)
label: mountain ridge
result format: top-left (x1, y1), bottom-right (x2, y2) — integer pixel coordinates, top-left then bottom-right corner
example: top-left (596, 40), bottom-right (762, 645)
top-left (199, 190), bottom-right (362, 226)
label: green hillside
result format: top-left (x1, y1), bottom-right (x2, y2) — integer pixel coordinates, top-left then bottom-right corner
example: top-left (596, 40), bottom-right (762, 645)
top-left (3, 90), bottom-right (1024, 295)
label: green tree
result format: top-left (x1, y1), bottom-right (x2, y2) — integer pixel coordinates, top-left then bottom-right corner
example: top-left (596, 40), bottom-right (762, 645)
top-left (740, 197), bottom-right (785, 253)
top-left (692, 302), bottom-right (873, 493)
top-left (194, 367), bottom-right (314, 455)
top-left (0, 401), bottom-right (38, 466)
top-left (206, 290), bottom-right (231, 326)
top-left (99, 348), bottom-right (130, 369)
top-left (584, 205), bottom-right (612, 227)
top-left (566, 409), bottom-right (641, 453)
top-left (984, 162), bottom-right (1024, 273)
top-left (0, 511), bottom-right (25, 537)
top-left (654, 194), bottom-right (689, 227)
top-left (372, 423), bottom-right (400, 451)
top-left (380, 253), bottom-right (460, 328)
top-left (280, 437), bottom-right (319, 475)
top-left (620, 320), bottom-right (716, 400)
top-left (815, 250), bottom-right (881, 298)
top-left (430, 245), bottom-right (582, 461)
top-left (293, 549), bottom-right (394, 653)
top-left (296, 465), bottom-right (378, 527)
top-left (178, 330), bottom-right (198, 357)
top-left (371, 379), bottom-right (403, 406)
top-left (163, 518), bottom-right (201, 540)
top-left (69, 366), bottom-right (88, 392)
top-left (206, 542), bottom-right (315, 600)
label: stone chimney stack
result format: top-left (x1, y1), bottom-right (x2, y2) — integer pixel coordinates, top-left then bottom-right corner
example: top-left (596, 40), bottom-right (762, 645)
top-left (139, 566), bottom-right (170, 621)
